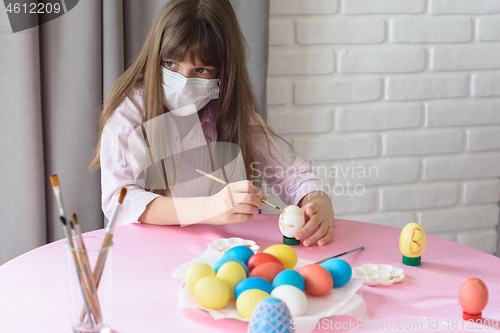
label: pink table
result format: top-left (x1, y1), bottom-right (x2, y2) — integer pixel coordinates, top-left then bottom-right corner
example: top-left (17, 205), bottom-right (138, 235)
top-left (1, 215), bottom-right (499, 332)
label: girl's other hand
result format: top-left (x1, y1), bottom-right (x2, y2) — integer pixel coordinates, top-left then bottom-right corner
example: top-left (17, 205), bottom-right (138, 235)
top-left (294, 191), bottom-right (334, 247)
top-left (206, 180), bottom-right (267, 225)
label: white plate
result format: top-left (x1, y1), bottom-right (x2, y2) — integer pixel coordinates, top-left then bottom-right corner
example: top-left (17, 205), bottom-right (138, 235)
top-left (207, 237), bottom-right (259, 253)
top-left (352, 264), bottom-right (405, 286)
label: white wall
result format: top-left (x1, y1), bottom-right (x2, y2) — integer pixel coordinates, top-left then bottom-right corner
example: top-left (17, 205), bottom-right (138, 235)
top-left (263, 0), bottom-right (500, 255)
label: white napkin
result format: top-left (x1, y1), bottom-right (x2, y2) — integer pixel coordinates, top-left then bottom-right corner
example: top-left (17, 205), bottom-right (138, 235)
top-left (172, 248), bottom-right (370, 331)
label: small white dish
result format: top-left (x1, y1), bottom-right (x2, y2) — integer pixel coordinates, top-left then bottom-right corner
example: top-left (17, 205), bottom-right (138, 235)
top-left (207, 238), bottom-right (259, 253)
top-left (353, 264), bottom-right (405, 286)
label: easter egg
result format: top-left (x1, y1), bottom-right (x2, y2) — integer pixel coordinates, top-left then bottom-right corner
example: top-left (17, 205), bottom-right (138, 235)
top-left (279, 205), bottom-right (305, 238)
top-left (216, 261), bottom-right (247, 299)
top-left (194, 276), bottom-right (230, 309)
top-left (213, 257), bottom-right (249, 276)
top-left (234, 277), bottom-right (273, 300)
top-left (249, 297), bottom-right (293, 333)
top-left (247, 253), bottom-right (283, 271)
top-left (458, 278), bottom-right (489, 315)
top-left (223, 245), bottom-right (255, 265)
top-left (236, 289), bottom-right (270, 318)
top-left (249, 262), bottom-right (284, 283)
top-left (271, 285), bottom-right (308, 317)
top-left (263, 244), bottom-right (298, 270)
top-left (272, 269), bottom-right (305, 291)
top-left (299, 264), bottom-right (333, 296)
top-left (321, 258), bottom-right (352, 287)
top-left (399, 222), bottom-right (426, 266)
top-left (184, 263), bottom-right (215, 292)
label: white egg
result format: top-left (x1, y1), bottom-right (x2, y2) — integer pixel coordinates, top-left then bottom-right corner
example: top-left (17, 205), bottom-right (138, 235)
top-left (279, 205), bottom-right (305, 238)
top-left (271, 285), bottom-right (308, 317)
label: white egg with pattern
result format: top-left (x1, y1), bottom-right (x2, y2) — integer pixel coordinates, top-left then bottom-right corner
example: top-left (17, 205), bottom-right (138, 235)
top-left (279, 205), bottom-right (305, 238)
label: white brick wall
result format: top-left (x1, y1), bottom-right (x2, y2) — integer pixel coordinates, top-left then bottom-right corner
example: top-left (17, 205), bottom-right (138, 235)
top-left (390, 18), bottom-right (471, 43)
top-left (266, 0), bottom-right (500, 255)
top-left (472, 74), bottom-right (500, 97)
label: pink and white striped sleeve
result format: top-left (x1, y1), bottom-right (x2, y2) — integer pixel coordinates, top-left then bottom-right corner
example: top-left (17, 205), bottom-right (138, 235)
top-left (100, 89), bottom-right (161, 225)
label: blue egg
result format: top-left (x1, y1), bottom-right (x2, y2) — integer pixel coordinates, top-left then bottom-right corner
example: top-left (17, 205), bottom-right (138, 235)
top-left (249, 297), bottom-right (293, 333)
top-left (213, 257), bottom-right (249, 276)
top-left (223, 246), bottom-right (254, 265)
top-left (321, 258), bottom-right (352, 287)
top-left (234, 277), bottom-right (274, 299)
top-left (272, 269), bottom-right (305, 291)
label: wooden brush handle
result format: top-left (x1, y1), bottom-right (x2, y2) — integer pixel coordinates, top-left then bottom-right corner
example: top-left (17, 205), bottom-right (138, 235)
top-left (79, 233), bottom-right (113, 322)
top-left (77, 246), bottom-right (103, 323)
top-left (71, 247), bottom-right (101, 324)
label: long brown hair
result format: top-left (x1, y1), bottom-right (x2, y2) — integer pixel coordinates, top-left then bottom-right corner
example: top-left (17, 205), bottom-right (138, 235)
top-left (89, 0), bottom-right (288, 194)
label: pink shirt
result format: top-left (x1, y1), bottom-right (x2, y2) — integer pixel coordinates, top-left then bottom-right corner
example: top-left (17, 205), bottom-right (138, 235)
top-left (100, 87), bottom-right (330, 225)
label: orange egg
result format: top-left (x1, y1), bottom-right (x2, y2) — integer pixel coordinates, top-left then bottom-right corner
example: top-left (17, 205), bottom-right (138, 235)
top-left (247, 253), bottom-right (283, 271)
top-left (249, 262), bottom-right (284, 283)
top-left (458, 278), bottom-right (488, 315)
top-left (299, 264), bottom-right (333, 296)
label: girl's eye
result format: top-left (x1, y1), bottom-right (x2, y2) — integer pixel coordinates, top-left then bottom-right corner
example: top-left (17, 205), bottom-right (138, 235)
top-left (196, 68), bottom-right (210, 74)
top-left (165, 61), bottom-right (177, 68)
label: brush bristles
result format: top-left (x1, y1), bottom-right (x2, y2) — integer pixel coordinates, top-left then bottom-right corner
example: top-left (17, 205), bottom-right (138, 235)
top-left (60, 215), bottom-right (67, 226)
top-left (50, 174), bottom-right (60, 187)
top-left (118, 187), bottom-right (127, 204)
top-left (72, 212), bottom-right (79, 225)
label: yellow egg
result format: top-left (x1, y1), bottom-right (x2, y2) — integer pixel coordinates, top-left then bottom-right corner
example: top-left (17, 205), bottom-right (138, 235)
top-left (216, 261), bottom-right (247, 299)
top-left (263, 244), bottom-right (298, 270)
top-left (184, 263), bottom-right (216, 292)
top-left (194, 276), bottom-right (230, 309)
top-left (399, 222), bottom-right (427, 258)
top-left (236, 289), bottom-right (270, 318)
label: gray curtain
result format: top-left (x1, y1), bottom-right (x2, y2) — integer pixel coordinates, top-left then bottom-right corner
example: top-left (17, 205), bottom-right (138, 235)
top-left (0, 0), bottom-right (269, 265)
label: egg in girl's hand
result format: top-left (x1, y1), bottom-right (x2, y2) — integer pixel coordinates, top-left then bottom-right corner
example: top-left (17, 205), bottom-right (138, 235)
top-left (299, 264), bottom-right (333, 296)
top-left (184, 263), bottom-right (215, 292)
top-left (194, 276), bottom-right (230, 309)
top-left (263, 244), bottom-right (298, 270)
top-left (234, 277), bottom-right (274, 300)
top-left (458, 278), bottom-right (489, 320)
top-left (271, 285), bottom-right (308, 317)
top-left (223, 245), bottom-right (255, 265)
top-left (236, 289), bottom-right (270, 318)
top-left (247, 253), bottom-right (283, 271)
top-left (279, 205), bottom-right (305, 238)
top-left (249, 262), bottom-right (284, 283)
top-left (216, 261), bottom-right (247, 299)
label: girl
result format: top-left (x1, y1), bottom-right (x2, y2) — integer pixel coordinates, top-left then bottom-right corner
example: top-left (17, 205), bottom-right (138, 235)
top-left (89, 0), bottom-right (334, 247)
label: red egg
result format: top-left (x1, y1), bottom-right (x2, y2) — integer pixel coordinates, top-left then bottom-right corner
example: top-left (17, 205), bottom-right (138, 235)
top-left (299, 264), bottom-right (333, 296)
top-left (458, 278), bottom-right (488, 315)
top-left (249, 262), bottom-right (284, 283)
top-left (247, 253), bottom-right (284, 271)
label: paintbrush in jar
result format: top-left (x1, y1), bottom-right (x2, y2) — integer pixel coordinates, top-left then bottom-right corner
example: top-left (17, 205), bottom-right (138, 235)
top-left (79, 187), bottom-right (127, 321)
top-left (50, 174), bottom-right (97, 327)
top-left (72, 212), bottom-right (103, 323)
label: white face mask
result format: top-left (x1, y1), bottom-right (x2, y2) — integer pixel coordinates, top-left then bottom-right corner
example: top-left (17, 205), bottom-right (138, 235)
top-left (161, 66), bottom-right (219, 115)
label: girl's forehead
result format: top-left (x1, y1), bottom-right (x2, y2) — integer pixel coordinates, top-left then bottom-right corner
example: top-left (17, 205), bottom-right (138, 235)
top-left (166, 52), bottom-right (211, 66)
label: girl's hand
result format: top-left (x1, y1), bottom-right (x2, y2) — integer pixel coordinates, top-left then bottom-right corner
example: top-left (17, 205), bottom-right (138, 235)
top-left (206, 180), bottom-right (267, 225)
top-left (295, 191), bottom-right (334, 247)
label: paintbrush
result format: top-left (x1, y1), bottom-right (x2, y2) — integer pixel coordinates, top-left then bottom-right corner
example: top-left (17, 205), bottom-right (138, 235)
top-left (195, 169), bottom-right (283, 213)
top-left (72, 212), bottom-right (103, 323)
top-left (50, 174), bottom-right (100, 325)
top-left (79, 187), bottom-right (127, 321)
top-left (314, 246), bottom-right (365, 265)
